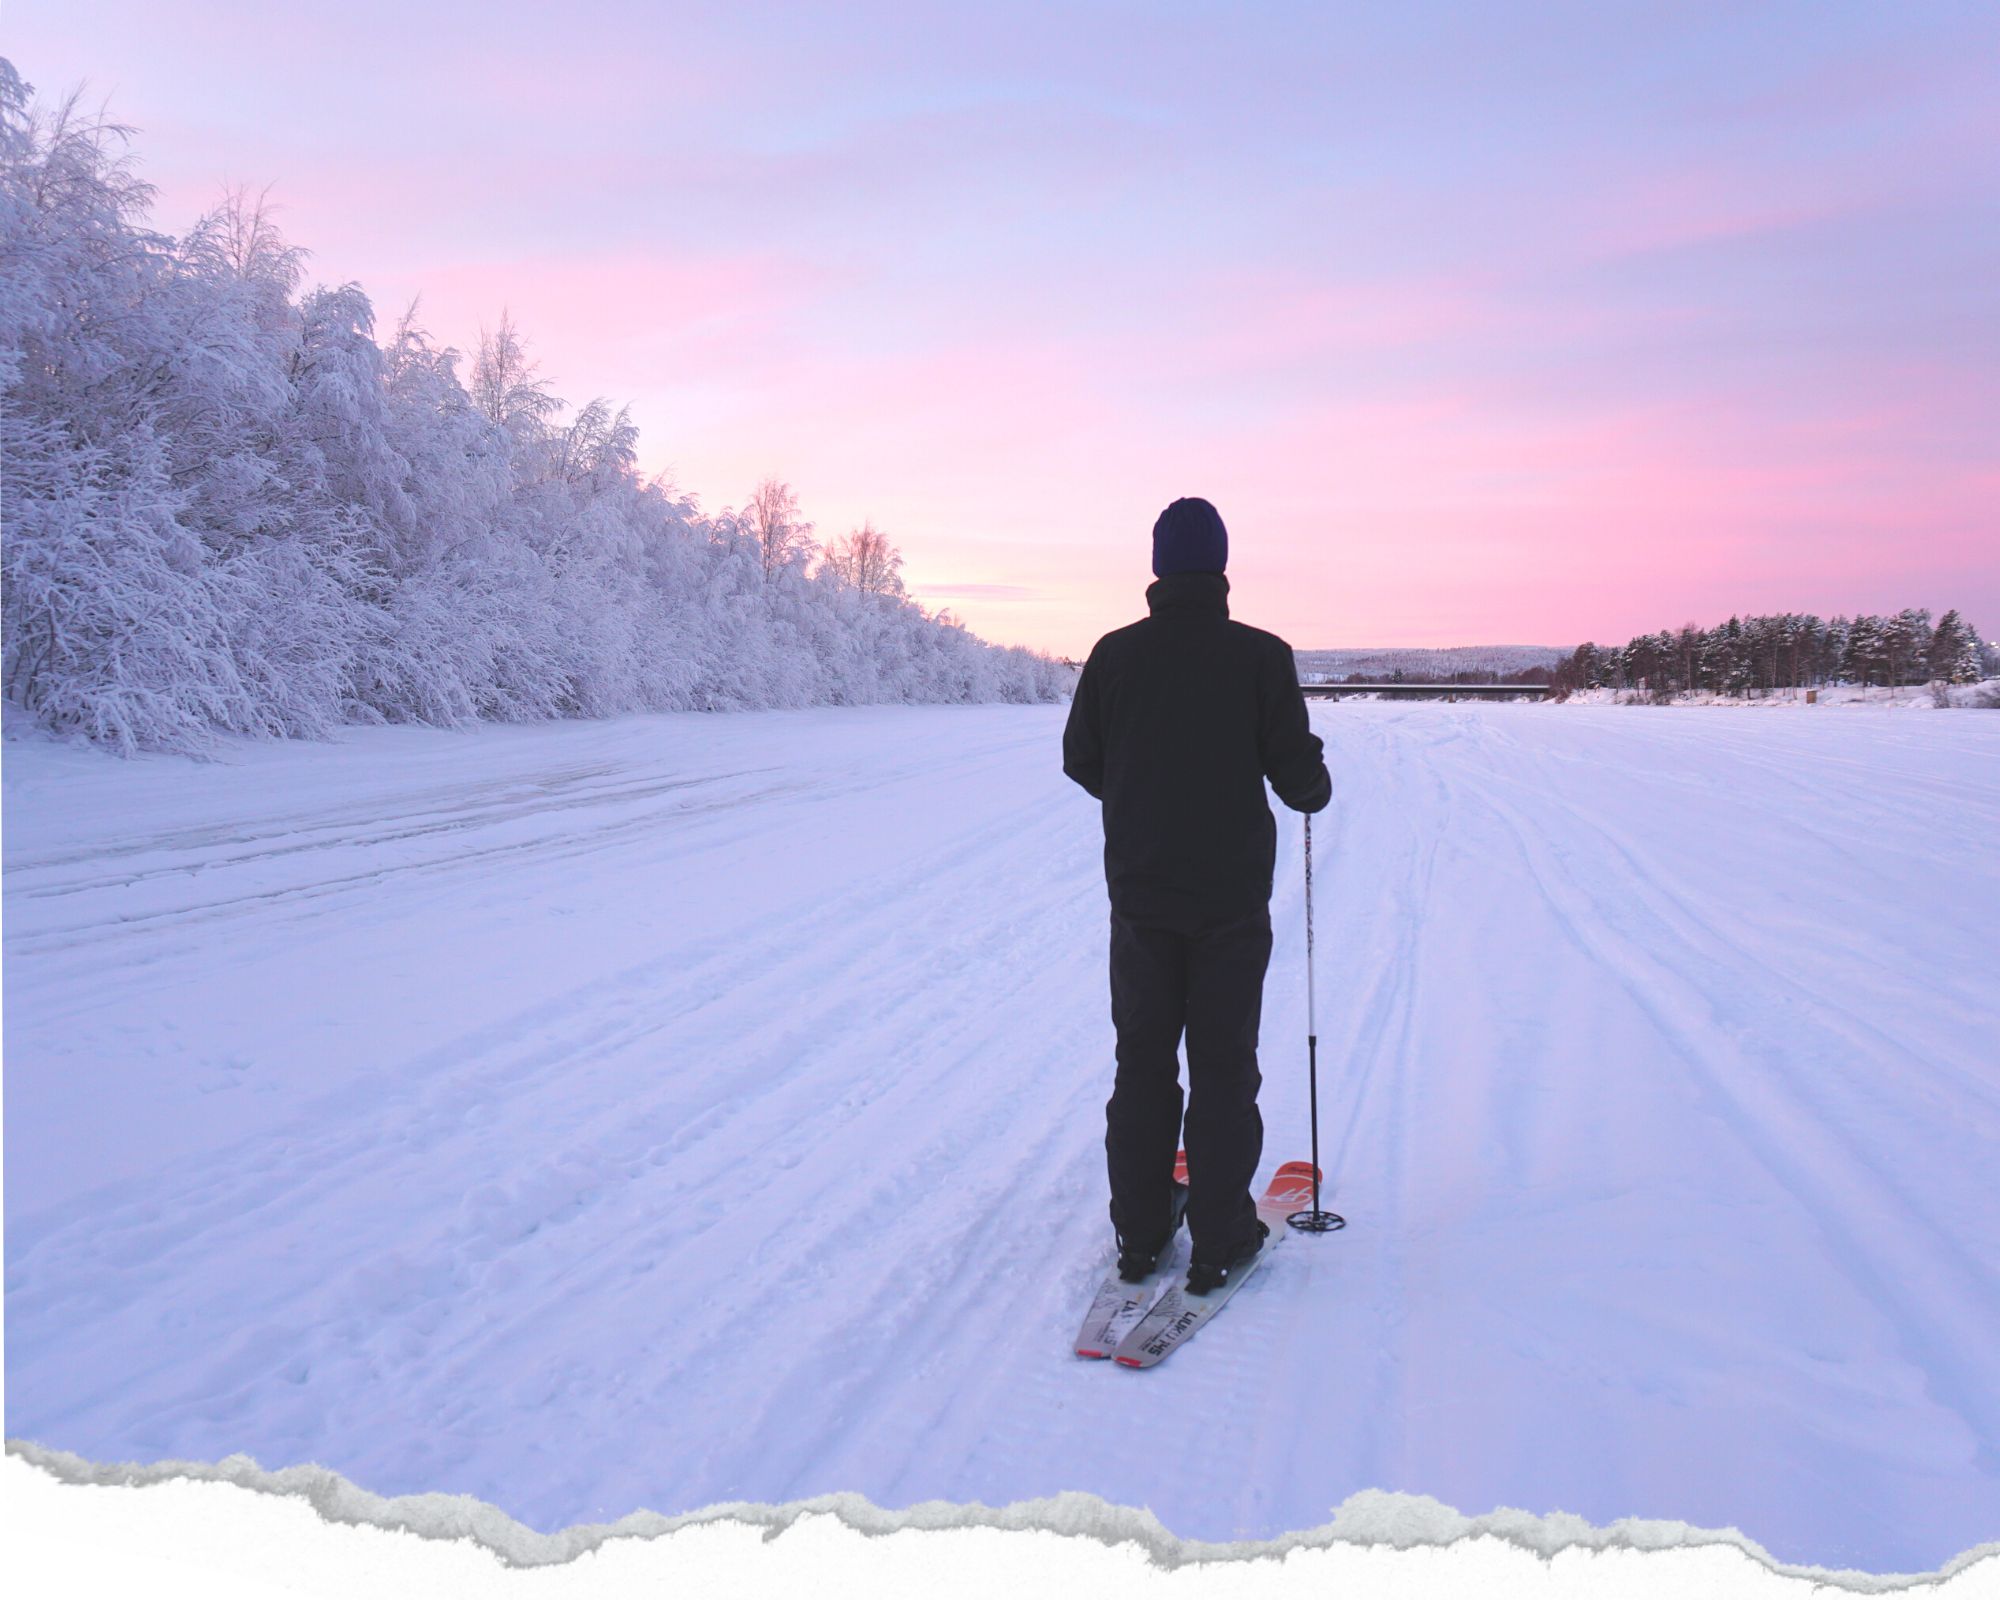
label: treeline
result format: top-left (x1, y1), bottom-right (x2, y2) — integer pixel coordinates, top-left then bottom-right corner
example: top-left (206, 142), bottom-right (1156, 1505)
top-left (0, 62), bottom-right (1066, 756)
top-left (1551, 608), bottom-right (1992, 700)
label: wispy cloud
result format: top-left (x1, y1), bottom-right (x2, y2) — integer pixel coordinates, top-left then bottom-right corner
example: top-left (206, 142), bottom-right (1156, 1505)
top-left (10, 0), bottom-right (1993, 653)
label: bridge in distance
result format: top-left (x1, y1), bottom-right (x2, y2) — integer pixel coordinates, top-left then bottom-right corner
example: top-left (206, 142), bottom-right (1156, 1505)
top-left (1300, 681), bottom-right (1553, 701)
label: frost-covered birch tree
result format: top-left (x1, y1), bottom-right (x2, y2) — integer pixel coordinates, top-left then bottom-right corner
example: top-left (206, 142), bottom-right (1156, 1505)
top-left (0, 61), bottom-right (1065, 755)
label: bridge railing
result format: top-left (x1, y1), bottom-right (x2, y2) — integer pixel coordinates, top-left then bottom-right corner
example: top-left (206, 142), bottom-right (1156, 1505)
top-left (1298, 682), bottom-right (1553, 701)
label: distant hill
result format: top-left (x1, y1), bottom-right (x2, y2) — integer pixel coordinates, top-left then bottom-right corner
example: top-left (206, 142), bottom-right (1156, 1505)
top-left (1293, 645), bottom-right (1570, 683)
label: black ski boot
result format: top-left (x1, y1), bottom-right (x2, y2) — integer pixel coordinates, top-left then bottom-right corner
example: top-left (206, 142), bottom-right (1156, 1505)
top-left (1185, 1220), bottom-right (1269, 1297)
top-left (1115, 1181), bottom-right (1190, 1282)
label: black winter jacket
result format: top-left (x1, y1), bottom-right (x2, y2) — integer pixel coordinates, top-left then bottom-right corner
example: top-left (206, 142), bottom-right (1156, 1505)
top-left (1063, 573), bottom-right (1331, 923)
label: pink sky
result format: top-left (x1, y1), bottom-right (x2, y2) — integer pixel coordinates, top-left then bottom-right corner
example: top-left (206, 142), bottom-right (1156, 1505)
top-left (9, 1), bottom-right (1996, 655)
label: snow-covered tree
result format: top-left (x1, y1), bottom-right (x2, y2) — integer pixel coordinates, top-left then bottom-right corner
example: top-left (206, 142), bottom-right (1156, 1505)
top-left (822, 521), bottom-right (905, 596)
top-left (1885, 608), bottom-right (1932, 688)
top-left (0, 61), bottom-right (1063, 755)
top-left (1928, 610), bottom-right (1982, 684)
top-left (470, 309), bottom-right (560, 448)
top-left (741, 476), bottom-right (817, 582)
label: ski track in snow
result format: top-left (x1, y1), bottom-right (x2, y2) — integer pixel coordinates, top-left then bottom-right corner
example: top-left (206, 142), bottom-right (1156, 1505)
top-left (5, 702), bottom-right (1997, 1572)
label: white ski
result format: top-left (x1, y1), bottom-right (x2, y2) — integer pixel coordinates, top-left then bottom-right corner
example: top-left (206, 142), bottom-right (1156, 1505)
top-left (1110, 1160), bottom-right (1318, 1369)
top-left (1073, 1152), bottom-right (1189, 1359)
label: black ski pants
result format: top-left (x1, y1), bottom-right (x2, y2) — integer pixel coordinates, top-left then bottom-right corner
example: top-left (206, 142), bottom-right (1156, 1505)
top-left (1105, 905), bottom-right (1272, 1263)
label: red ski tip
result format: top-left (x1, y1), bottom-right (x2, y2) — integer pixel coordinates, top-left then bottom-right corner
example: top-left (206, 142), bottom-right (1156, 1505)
top-left (1113, 1357), bottom-right (1143, 1368)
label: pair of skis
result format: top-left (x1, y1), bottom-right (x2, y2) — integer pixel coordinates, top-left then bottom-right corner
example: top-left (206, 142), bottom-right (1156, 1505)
top-left (1073, 1157), bottom-right (1320, 1368)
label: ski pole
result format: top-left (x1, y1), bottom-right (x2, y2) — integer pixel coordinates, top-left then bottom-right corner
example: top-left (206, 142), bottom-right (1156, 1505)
top-left (1288, 810), bottom-right (1345, 1233)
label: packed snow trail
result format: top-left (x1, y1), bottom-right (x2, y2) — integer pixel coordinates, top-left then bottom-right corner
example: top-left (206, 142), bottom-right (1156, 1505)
top-left (5, 703), bottom-right (1997, 1573)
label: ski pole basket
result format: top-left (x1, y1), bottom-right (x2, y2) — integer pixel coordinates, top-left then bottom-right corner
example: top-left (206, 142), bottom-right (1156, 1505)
top-left (1287, 811), bottom-right (1347, 1235)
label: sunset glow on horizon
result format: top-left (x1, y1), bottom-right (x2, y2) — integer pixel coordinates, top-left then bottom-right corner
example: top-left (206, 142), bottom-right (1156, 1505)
top-left (11, 1), bottom-right (1995, 657)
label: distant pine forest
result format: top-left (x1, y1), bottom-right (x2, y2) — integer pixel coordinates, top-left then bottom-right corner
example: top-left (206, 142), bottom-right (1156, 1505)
top-left (1301, 611), bottom-right (1993, 698)
top-left (1550, 609), bottom-right (1992, 698)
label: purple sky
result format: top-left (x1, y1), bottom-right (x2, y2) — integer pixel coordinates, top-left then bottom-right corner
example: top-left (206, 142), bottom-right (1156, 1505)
top-left (10, 2), bottom-right (1998, 655)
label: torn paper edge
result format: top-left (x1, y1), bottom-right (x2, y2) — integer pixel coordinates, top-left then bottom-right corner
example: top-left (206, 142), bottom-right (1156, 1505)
top-left (9, 1437), bottom-right (1995, 1590)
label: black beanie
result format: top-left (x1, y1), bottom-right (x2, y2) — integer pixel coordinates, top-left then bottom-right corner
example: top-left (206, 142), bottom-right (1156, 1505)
top-left (1152, 497), bottom-right (1228, 577)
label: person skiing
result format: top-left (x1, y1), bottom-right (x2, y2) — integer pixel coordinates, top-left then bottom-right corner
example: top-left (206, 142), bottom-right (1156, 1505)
top-left (1062, 497), bottom-right (1331, 1296)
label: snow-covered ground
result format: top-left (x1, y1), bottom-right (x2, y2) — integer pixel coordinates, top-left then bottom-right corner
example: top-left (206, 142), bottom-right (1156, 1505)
top-left (1562, 682), bottom-right (2000, 709)
top-left (5, 702), bottom-right (1997, 1574)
